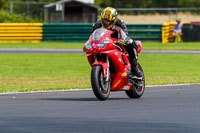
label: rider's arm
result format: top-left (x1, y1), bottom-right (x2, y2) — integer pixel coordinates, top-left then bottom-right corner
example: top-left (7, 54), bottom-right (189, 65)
top-left (115, 18), bottom-right (128, 35)
top-left (115, 26), bottom-right (128, 40)
top-left (115, 26), bottom-right (138, 50)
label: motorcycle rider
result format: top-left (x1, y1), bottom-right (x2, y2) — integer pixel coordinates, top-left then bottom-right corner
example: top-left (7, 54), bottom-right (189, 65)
top-left (92, 7), bottom-right (143, 78)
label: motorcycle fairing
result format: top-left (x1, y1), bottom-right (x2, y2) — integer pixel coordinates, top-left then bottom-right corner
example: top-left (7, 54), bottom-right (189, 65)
top-left (83, 28), bottom-right (135, 91)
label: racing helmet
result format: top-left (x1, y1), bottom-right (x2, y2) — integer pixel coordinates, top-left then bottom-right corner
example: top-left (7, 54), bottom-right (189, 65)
top-left (101, 7), bottom-right (117, 29)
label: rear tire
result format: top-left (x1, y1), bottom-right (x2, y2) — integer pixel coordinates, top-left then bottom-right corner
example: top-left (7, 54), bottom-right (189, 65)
top-left (91, 65), bottom-right (110, 100)
top-left (126, 63), bottom-right (145, 98)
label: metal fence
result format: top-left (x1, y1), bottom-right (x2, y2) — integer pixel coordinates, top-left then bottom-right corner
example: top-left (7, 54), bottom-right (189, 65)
top-left (9, 1), bottom-right (200, 23)
top-left (116, 7), bottom-right (200, 24)
top-left (9, 1), bottom-right (50, 21)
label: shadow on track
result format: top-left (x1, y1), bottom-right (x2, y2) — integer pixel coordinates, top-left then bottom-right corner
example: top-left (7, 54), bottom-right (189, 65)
top-left (40, 97), bottom-right (131, 102)
top-left (40, 97), bottom-right (97, 101)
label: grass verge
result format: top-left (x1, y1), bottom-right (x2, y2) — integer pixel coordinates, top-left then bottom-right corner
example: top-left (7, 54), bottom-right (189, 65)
top-left (0, 53), bottom-right (199, 93)
top-left (0, 42), bottom-right (199, 50)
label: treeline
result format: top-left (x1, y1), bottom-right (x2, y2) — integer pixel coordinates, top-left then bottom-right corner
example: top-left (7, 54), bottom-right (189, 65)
top-left (0, 9), bottom-right (41, 22)
top-left (0, 0), bottom-right (59, 22)
top-left (1, 0), bottom-right (200, 9)
top-left (0, 0), bottom-right (200, 22)
top-left (95, 0), bottom-right (200, 8)
top-left (0, 0), bottom-right (57, 9)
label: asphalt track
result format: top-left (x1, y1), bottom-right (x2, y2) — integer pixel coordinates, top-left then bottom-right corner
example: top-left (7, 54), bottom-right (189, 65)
top-left (0, 84), bottom-right (200, 133)
top-left (0, 48), bottom-right (200, 54)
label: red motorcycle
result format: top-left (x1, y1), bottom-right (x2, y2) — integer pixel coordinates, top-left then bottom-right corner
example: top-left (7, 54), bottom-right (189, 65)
top-left (83, 27), bottom-right (145, 100)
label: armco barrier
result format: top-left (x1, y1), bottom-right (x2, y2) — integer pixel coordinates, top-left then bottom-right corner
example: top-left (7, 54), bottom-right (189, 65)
top-left (0, 23), bottom-right (162, 43)
top-left (42, 23), bottom-right (162, 42)
top-left (42, 23), bottom-right (92, 42)
top-left (0, 23), bottom-right (43, 43)
top-left (126, 24), bottom-right (162, 41)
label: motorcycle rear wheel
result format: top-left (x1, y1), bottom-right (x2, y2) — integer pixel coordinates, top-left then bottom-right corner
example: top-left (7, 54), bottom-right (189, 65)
top-left (126, 63), bottom-right (145, 98)
top-left (91, 65), bottom-right (110, 100)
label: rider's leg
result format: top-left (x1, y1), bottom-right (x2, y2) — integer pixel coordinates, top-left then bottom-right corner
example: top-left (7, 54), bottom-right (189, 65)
top-left (125, 43), bottom-right (143, 77)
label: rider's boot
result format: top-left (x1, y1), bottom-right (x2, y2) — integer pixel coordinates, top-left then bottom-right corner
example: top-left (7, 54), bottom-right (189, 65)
top-left (130, 59), bottom-right (143, 78)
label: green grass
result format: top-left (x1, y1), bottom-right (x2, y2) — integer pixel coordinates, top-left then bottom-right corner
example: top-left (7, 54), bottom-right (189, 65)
top-left (142, 42), bottom-right (200, 50)
top-left (0, 54), bottom-right (91, 93)
top-left (139, 54), bottom-right (200, 85)
top-left (0, 42), bottom-right (83, 49)
top-left (0, 54), bottom-right (199, 93)
top-left (0, 41), bottom-right (200, 50)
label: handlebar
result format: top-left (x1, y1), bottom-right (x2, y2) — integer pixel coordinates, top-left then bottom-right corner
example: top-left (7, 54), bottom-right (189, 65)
top-left (113, 43), bottom-right (124, 53)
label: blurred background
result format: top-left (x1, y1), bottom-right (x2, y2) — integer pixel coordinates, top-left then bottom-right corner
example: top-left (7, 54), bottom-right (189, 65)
top-left (0, 0), bottom-right (200, 43)
top-left (0, 0), bottom-right (199, 23)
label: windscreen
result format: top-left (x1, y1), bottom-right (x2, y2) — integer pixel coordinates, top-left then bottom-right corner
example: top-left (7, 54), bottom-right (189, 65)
top-left (92, 28), bottom-right (108, 42)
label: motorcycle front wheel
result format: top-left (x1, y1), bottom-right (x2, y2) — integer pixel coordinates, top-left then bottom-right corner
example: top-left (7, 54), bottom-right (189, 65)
top-left (91, 65), bottom-right (110, 100)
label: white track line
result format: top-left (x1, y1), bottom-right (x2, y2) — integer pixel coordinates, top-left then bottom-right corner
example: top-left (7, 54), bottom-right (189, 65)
top-left (0, 83), bottom-right (199, 95)
top-left (146, 83), bottom-right (200, 88)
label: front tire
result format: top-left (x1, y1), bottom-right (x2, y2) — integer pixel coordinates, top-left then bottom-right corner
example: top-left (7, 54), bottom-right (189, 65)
top-left (91, 65), bottom-right (110, 100)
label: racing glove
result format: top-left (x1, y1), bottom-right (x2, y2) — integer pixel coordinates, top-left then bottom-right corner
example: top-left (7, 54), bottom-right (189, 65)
top-left (125, 36), bottom-right (138, 50)
top-left (116, 39), bottom-right (126, 46)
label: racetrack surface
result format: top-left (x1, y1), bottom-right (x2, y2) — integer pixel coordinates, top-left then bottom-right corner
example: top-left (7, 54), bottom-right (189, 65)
top-left (0, 84), bottom-right (200, 133)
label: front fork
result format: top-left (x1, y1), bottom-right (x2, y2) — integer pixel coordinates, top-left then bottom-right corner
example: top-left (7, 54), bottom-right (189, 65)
top-left (106, 55), bottom-right (110, 82)
top-left (93, 55), bottom-right (110, 81)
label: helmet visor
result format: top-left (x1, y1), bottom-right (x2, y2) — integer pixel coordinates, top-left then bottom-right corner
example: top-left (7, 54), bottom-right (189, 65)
top-left (102, 19), bottom-right (114, 29)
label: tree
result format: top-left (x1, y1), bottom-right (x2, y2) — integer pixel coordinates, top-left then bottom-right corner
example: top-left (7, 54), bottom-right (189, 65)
top-left (94, 0), bottom-right (200, 8)
top-left (0, 0), bottom-right (6, 8)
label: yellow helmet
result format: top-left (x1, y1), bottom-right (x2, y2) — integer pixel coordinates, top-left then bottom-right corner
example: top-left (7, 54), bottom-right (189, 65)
top-left (101, 7), bottom-right (117, 29)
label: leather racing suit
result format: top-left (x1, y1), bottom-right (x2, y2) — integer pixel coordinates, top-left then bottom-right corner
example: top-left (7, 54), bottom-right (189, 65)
top-left (92, 18), bottom-right (142, 77)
